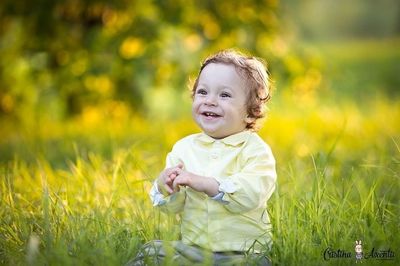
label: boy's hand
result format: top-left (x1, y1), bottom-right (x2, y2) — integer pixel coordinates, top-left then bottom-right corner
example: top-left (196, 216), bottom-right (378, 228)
top-left (172, 169), bottom-right (193, 192)
top-left (157, 164), bottom-right (183, 195)
top-left (173, 169), bottom-right (219, 197)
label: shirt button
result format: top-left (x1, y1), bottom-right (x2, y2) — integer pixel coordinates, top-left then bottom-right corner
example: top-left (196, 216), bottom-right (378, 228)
top-left (211, 153), bottom-right (218, 159)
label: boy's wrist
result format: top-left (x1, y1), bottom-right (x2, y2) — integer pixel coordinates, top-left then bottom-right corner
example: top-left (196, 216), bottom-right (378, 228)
top-left (187, 172), bottom-right (196, 188)
top-left (183, 173), bottom-right (199, 191)
top-left (200, 176), bottom-right (219, 196)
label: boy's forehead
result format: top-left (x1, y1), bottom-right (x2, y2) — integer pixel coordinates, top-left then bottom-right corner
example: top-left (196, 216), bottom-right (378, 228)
top-left (199, 63), bottom-right (248, 90)
top-left (200, 63), bottom-right (240, 80)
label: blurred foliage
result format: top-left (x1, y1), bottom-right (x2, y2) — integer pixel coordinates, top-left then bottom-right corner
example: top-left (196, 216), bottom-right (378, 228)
top-left (0, 0), bottom-right (281, 124)
top-left (1, 0), bottom-right (399, 128)
top-left (1, 0), bottom-right (400, 157)
top-left (282, 0), bottom-right (400, 40)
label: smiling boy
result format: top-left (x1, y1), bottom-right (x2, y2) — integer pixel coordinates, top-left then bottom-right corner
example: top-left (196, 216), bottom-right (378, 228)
top-left (130, 50), bottom-right (276, 265)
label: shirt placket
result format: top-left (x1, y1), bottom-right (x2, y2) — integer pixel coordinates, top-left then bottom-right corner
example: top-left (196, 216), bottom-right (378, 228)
top-left (206, 140), bottom-right (223, 246)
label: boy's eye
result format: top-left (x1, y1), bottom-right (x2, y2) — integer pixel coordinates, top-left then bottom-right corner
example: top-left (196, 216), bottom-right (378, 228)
top-left (220, 92), bottom-right (231, 98)
top-left (196, 89), bottom-right (207, 95)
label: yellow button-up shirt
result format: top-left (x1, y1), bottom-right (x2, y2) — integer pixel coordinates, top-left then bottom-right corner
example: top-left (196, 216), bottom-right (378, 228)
top-left (150, 131), bottom-right (276, 252)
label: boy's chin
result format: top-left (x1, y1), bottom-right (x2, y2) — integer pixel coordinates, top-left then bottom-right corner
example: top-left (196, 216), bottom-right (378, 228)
top-left (203, 130), bottom-right (226, 139)
top-left (197, 124), bottom-right (231, 139)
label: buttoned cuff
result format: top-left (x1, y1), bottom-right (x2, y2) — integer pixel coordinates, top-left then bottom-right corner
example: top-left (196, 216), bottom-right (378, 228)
top-left (149, 182), bottom-right (167, 206)
top-left (218, 180), bottom-right (237, 193)
top-left (209, 180), bottom-right (237, 204)
top-left (210, 191), bottom-right (228, 205)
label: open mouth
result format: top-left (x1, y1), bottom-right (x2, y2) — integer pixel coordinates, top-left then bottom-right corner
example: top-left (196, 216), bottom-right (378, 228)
top-left (201, 111), bottom-right (221, 118)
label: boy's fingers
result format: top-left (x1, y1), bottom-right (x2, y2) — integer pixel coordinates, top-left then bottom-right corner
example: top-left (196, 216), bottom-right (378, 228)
top-left (169, 173), bottom-right (177, 179)
top-left (172, 180), bottom-right (180, 192)
top-left (173, 177), bottom-right (187, 189)
top-left (163, 164), bottom-right (183, 178)
top-left (164, 185), bottom-right (173, 194)
top-left (160, 166), bottom-right (183, 194)
top-left (164, 167), bottom-right (175, 176)
top-left (173, 178), bottom-right (179, 188)
top-left (158, 179), bottom-right (173, 194)
top-left (164, 180), bottom-right (175, 192)
top-left (176, 168), bottom-right (184, 175)
top-left (165, 166), bottom-right (180, 177)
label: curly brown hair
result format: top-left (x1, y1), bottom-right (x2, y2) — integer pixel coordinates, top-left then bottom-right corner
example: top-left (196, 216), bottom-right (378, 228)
top-left (191, 49), bottom-right (272, 130)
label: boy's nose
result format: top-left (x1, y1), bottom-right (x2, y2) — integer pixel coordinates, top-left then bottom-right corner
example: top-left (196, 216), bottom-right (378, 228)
top-left (205, 95), bottom-right (217, 106)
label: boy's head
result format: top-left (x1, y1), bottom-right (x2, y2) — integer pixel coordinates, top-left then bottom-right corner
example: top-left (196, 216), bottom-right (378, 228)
top-left (191, 49), bottom-right (272, 138)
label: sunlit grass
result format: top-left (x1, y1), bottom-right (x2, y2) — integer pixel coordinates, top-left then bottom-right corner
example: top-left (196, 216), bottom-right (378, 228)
top-left (1, 94), bottom-right (399, 265)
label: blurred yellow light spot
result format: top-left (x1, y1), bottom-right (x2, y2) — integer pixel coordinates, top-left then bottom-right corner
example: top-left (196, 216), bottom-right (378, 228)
top-left (82, 106), bottom-right (102, 125)
top-left (84, 75), bottom-right (114, 96)
top-left (256, 34), bottom-right (272, 54)
top-left (285, 55), bottom-right (303, 74)
top-left (307, 68), bottom-right (322, 87)
top-left (71, 58), bottom-right (88, 76)
top-left (297, 144), bottom-right (310, 157)
top-left (292, 68), bottom-right (322, 106)
top-left (259, 10), bottom-right (278, 27)
top-left (102, 9), bottom-right (133, 36)
top-left (201, 14), bottom-right (220, 40)
top-left (120, 37), bottom-right (145, 59)
top-left (271, 37), bottom-right (288, 57)
top-left (107, 101), bottom-right (130, 120)
top-left (238, 7), bottom-right (255, 22)
top-left (184, 34), bottom-right (202, 52)
top-left (155, 63), bottom-right (174, 85)
top-left (62, 200), bottom-right (68, 207)
top-left (269, 0), bottom-right (279, 7)
top-left (1, 94), bottom-right (14, 113)
top-left (102, 8), bottom-right (118, 26)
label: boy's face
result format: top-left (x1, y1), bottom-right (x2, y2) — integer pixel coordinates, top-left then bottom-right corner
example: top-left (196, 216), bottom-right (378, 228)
top-left (192, 63), bottom-right (248, 139)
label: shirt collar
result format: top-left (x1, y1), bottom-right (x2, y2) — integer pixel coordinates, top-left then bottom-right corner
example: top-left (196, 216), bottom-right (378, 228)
top-left (196, 131), bottom-right (251, 147)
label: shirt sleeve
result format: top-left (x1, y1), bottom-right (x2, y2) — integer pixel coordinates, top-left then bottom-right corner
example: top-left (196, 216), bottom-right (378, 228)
top-left (213, 143), bottom-right (276, 213)
top-left (148, 148), bottom-right (186, 213)
top-left (149, 181), bottom-right (167, 206)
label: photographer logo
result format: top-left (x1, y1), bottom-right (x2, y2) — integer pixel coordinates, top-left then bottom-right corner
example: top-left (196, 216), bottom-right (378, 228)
top-left (323, 240), bottom-right (395, 262)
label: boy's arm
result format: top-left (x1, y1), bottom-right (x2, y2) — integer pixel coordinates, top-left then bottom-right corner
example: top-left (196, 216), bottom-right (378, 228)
top-left (173, 144), bottom-right (276, 213)
top-left (215, 145), bottom-right (276, 213)
top-left (172, 170), bottom-right (219, 197)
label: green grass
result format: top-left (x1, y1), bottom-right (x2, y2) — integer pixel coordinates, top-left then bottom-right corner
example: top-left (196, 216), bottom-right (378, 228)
top-left (1, 150), bottom-right (179, 265)
top-left (1, 94), bottom-right (399, 265)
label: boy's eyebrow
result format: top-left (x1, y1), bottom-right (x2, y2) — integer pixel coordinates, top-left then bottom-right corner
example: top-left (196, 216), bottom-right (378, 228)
top-left (197, 83), bottom-right (208, 88)
top-left (219, 86), bottom-right (235, 94)
top-left (197, 83), bottom-right (236, 93)
top-left (220, 86), bottom-right (233, 90)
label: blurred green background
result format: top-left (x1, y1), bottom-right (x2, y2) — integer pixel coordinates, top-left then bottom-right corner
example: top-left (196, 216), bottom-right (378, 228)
top-left (0, 0), bottom-right (399, 166)
top-left (1, 1), bottom-right (400, 265)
